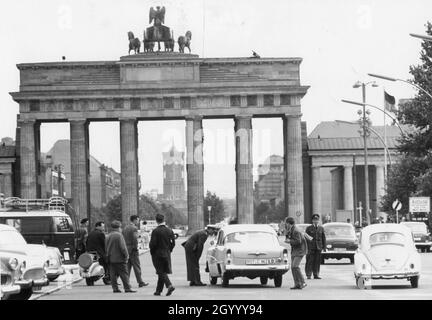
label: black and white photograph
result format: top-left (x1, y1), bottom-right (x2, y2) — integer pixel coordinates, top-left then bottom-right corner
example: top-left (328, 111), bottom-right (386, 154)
top-left (1, 0), bottom-right (432, 309)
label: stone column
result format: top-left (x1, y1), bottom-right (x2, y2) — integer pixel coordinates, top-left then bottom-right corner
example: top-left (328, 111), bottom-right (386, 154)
top-left (344, 165), bottom-right (354, 212)
top-left (235, 115), bottom-right (254, 224)
top-left (312, 166), bottom-right (321, 216)
top-left (3, 173), bottom-right (13, 197)
top-left (186, 116), bottom-right (204, 234)
top-left (283, 114), bottom-right (305, 223)
top-left (120, 118), bottom-right (139, 225)
top-left (376, 165), bottom-right (385, 214)
top-left (70, 119), bottom-right (90, 223)
top-left (20, 119), bottom-right (39, 199)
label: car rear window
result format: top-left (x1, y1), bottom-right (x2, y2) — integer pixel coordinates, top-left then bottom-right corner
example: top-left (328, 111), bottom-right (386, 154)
top-left (324, 225), bottom-right (355, 238)
top-left (54, 217), bottom-right (74, 232)
top-left (225, 231), bottom-right (277, 246)
top-left (370, 232), bottom-right (405, 246)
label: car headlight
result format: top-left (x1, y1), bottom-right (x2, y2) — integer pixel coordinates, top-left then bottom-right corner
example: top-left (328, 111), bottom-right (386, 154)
top-left (410, 263), bottom-right (415, 269)
top-left (327, 244), bottom-right (332, 249)
top-left (20, 261), bottom-right (26, 274)
top-left (48, 258), bottom-right (58, 267)
top-left (44, 260), bottom-right (50, 270)
top-left (8, 258), bottom-right (19, 270)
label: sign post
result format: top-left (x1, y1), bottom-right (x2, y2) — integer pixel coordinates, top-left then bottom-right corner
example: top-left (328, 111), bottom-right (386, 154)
top-left (392, 199), bottom-right (402, 223)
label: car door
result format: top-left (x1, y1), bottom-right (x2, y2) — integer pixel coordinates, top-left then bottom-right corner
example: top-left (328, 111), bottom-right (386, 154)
top-left (207, 231), bottom-right (222, 276)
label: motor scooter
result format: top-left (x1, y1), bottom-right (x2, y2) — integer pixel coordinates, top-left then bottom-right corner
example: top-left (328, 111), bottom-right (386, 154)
top-left (78, 252), bottom-right (110, 286)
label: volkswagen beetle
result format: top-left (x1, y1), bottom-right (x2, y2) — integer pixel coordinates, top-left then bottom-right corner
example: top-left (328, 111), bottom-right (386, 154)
top-left (206, 224), bottom-right (290, 287)
top-left (354, 223), bottom-right (421, 289)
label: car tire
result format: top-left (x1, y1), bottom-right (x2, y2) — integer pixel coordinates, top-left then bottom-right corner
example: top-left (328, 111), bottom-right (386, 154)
top-left (85, 278), bottom-right (95, 286)
top-left (274, 274), bottom-right (283, 288)
top-left (260, 277), bottom-right (268, 285)
top-left (210, 275), bottom-right (218, 285)
top-left (8, 288), bottom-right (33, 300)
top-left (222, 273), bottom-right (229, 287)
top-left (427, 247), bottom-right (431, 253)
top-left (48, 275), bottom-right (59, 282)
top-left (410, 276), bottom-right (419, 288)
top-left (356, 276), bottom-right (366, 290)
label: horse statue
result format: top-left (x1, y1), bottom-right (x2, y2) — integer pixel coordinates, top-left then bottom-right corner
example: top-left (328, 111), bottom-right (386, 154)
top-left (128, 31), bottom-right (141, 54)
top-left (178, 31), bottom-right (192, 53)
top-left (143, 30), bottom-right (155, 52)
top-left (164, 31), bottom-right (175, 52)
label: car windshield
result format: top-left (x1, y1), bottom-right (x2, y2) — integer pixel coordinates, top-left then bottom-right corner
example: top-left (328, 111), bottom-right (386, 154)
top-left (403, 223), bottom-right (427, 234)
top-left (324, 225), bottom-right (355, 238)
top-left (369, 232), bottom-right (405, 247)
top-left (225, 231), bottom-right (277, 246)
top-left (0, 230), bottom-right (27, 246)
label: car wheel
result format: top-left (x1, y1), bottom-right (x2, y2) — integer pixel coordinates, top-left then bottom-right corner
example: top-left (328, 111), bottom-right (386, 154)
top-left (210, 275), bottom-right (218, 285)
top-left (356, 276), bottom-right (366, 289)
top-left (85, 278), bottom-right (95, 286)
top-left (222, 273), bottom-right (229, 287)
top-left (410, 276), bottom-right (419, 288)
top-left (260, 277), bottom-right (268, 285)
top-left (274, 274), bottom-right (283, 288)
top-left (8, 288), bottom-right (33, 300)
top-left (48, 275), bottom-right (59, 282)
top-left (427, 247), bottom-right (431, 253)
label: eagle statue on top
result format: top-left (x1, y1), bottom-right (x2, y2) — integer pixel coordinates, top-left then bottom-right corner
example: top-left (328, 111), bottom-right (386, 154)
top-left (144, 6), bottom-right (172, 52)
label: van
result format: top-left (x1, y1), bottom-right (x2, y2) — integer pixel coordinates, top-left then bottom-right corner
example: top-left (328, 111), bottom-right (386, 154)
top-left (0, 197), bottom-right (77, 264)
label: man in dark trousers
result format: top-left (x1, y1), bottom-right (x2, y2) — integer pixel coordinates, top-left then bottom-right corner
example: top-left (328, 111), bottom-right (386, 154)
top-left (105, 220), bottom-right (136, 293)
top-left (75, 218), bottom-right (89, 260)
top-left (149, 213), bottom-right (175, 296)
top-left (86, 221), bottom-right (109, 284)
top-left (123, 215), bottom-right (148, 287)
top-left (285, 217), bottom-right (308, 290)
top-left (182, 226), bottom-right (215, 286)
top-left (305, 214), bottom-right (326, 279)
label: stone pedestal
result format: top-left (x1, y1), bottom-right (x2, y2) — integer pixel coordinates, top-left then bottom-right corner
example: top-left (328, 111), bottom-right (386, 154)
top-left (120, 118), bottom-right (139, 225)
top-left (70, 119), bottom-right (90, 223)
top-left (284, 114), bottom-right (304, 223)
top-left (186, 116), bottom-right (204, 234)
top-left (235, 116), bottom-right (254, 223)
top-left (20, 119), bottom-right (39, 199)
top-left (344, 165), bottom-right (354, 212)
top-left (312, 166), bottom-right (321, 216)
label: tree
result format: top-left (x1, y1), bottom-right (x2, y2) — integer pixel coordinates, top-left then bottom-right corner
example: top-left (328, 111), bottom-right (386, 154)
top-left (254, 199), bottom-right (285, 223)
top-left (382, 22), bottom-right (432, 217)
top-left (203, 191), bottom-right (225, 225)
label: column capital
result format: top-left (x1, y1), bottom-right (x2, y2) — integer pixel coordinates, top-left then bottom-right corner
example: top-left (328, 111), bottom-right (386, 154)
top-left (119, 117), bottom-right (137, 122)
top-left (18, 118), bottom-right (36, 125)
top-left (234, 114), bottom-right (253, 120)
top-left (69, 118), bottom-right (88, 123)
top-left (343, 165), bottom-right (353, 169)
top-left (185, 115), bottom-right (203, 121)
top-left (283, 113), bottom-right (302, 119)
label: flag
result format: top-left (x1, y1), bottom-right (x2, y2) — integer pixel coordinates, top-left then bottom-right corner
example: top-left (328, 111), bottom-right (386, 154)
top-left (384, 91), bottom-right (396, 113)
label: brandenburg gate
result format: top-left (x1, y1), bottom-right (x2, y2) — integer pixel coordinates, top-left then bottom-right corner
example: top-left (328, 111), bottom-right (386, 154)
top-left (10, 10), bottom-right (309, 231)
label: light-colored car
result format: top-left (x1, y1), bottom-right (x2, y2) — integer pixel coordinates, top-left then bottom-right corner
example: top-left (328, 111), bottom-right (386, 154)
top-left (0, 224), bottom-right (50, 294)
top-left (354, 223), bottom-right (421, 289)
top-left (0, 253), bottom-right (27, 300)
top-left (172, 226), bottom-right (188, 239)
top-left (206, 224), bottom-right (290, 287)
top-left (400, 222), bottom-right (431, 252)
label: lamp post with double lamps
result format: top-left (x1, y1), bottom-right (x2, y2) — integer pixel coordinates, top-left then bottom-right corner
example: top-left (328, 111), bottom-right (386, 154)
top-left (349, 81), bottom-right (379, 224)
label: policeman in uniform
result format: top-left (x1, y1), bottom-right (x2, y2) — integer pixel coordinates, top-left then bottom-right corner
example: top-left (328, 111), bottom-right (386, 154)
top-left (305, 214), bottom-right (326, 279)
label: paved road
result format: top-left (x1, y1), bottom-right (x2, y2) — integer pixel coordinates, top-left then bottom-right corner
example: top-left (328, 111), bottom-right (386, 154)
top-left (38, 236), bottom-right (432, 300)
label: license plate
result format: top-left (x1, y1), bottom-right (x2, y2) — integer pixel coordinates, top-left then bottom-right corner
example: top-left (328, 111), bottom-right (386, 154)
top-left (246, 259), bottom-right (275, 265)
top-left (414, 238), bottom-right (421, 241)
top-left (334, 248), bottom-right (346, 252)
top-left (63, 251), bottom-right (70, 260)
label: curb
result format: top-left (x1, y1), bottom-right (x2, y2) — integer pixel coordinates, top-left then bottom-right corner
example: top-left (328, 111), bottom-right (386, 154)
top-left (30, 277), bottom-right (83, 300)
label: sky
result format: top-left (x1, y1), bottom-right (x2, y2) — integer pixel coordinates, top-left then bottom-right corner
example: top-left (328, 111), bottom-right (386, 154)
top-left (0, 0), bottom-right (431, 198)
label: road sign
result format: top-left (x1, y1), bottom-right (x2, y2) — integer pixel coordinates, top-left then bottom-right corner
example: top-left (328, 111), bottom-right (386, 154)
top-left (409, 197), bottom-right (430, 213)
top-left (392, 199), bottom-right (402, 211)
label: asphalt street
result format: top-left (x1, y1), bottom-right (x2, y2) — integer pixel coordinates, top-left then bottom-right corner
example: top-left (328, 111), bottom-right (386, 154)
top-left (36, 236), bottom-right (432, 300)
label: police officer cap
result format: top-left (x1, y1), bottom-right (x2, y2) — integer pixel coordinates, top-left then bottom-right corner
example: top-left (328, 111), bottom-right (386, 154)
top-left (311, 214), bottom-right (320, 220)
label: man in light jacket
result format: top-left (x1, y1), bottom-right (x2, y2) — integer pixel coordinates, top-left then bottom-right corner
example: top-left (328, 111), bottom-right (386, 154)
top-left (285, 216), bottom-right (308, 290)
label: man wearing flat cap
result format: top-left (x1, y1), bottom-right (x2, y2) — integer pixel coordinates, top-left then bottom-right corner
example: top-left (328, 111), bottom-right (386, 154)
top-left (182, 225), bottom-right (217, 286)
top-left (305, 214), bottom-right (326, 279)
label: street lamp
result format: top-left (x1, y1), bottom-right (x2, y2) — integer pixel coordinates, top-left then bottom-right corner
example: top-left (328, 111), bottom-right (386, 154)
top-left (409, 33), bottom-right (432, 43)
top-left (346, 81), bottom-right (379, 225)
top-left (368, 73), bottom-right (432, 101)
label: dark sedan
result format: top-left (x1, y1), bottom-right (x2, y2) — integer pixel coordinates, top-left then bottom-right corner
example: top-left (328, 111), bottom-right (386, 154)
top-left (321, 222), bottom-right (358, 264)
top-left (400, 222), bottom-right (431, 252)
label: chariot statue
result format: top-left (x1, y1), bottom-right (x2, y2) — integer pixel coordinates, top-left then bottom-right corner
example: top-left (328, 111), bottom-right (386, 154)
top-left (143, 6), bottom-right (174, 52)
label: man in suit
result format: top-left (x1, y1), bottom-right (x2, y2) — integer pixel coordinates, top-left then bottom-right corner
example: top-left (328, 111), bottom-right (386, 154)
top-left (285, 217), bottom-right (308, 290)
top-left (305, 214), bottom-right (326, 280)
top-left (123, 215), bottom-right (148, 287)
top-left (86, 221), bottom-right (109, 284)
top-left (149, 213), bottom-right (175, 296)
top-left (182, 226), bottom-right (216, 286)
top-left (106, 220), bottom-right (136, 293)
